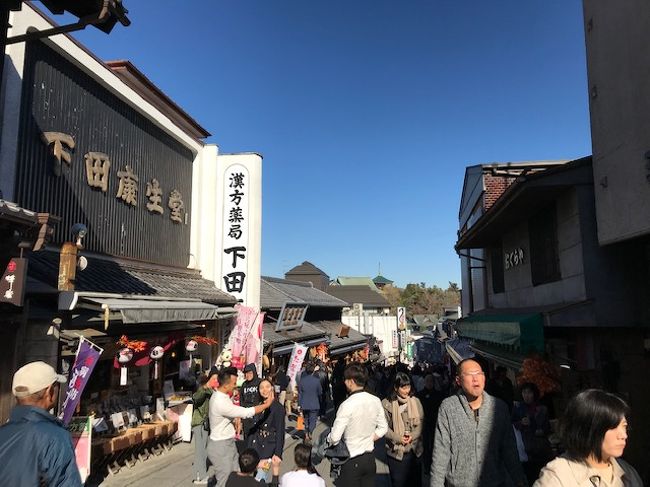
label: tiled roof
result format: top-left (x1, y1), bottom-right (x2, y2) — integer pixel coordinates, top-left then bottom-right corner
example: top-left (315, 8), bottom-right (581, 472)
top-left (334, 276), bottom-right (379, 291)
top-left (372, 275), bottom-right (394, 285)
top-left (314, 320), bottom-right (367, 350)
top-left (285, 261), bottom-right (329, 278)
top-left (260, 277), bottom-right (348, 309)
top-left (325, 285), bottom-right (390, 308)
top-left (0, 199), bottom-right (40, 224)
top-left (263, 321), bottom-right (328, 346)
top-left (27, 250), bottom-right (237, 305)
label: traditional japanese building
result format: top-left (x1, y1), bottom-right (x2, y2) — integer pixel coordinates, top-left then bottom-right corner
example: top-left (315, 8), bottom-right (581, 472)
top-left (0, 3), bottom-right (262, 429)
top-left (260, 276), bottom-right (368, 365)
top-left (455, 156), bottom-right (650, 470)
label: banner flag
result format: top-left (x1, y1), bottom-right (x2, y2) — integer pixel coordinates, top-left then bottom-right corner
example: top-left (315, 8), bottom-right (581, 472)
top-left (59, 337), bottom-right (102, 426)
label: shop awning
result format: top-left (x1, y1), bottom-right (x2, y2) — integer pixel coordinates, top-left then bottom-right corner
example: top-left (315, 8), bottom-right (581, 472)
top-left (445, 338), bottom-right (474, 364)
top-left (59, 292), bottom-right (235, 324)
top-left (455, 312), bottom-right (543, 354)
top-left (470, 342), bottom-right (527, 370)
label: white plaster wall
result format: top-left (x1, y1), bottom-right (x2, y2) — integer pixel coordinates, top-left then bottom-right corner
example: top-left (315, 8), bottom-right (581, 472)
top-left (342, 314), bottom-right (399, 357)
top-left (1, 4), bottom-right (204, 200)
top-left (212, 153), bottom-right (262, 310)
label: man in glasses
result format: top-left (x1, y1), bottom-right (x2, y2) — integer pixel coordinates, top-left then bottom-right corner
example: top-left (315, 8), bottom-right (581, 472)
top-left (0, 361), bottom-right (82, 487)
top-left (429, 358), bottom-right (526, 487)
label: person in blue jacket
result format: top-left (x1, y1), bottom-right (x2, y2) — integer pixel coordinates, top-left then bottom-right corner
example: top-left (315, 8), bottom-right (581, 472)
top-left (298, 362), bottom-right (322, 443)
top-left (0, 361), bottom-right (82, 487)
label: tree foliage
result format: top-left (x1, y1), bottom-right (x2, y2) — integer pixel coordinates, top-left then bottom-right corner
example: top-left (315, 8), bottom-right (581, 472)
top-left (380, 282), bottom-right (460, 317)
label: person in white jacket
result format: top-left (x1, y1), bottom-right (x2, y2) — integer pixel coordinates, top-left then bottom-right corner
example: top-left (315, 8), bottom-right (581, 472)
top-left (327, 363), bottom-right (388, 487)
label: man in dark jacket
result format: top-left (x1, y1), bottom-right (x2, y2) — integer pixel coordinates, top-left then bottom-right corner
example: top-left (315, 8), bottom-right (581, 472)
top-left (0, 361), bottom-right (82, 487)
top-left (240, 363), bottom-right (262, 439)
top-left (298, 362), bottom-right (322, 442)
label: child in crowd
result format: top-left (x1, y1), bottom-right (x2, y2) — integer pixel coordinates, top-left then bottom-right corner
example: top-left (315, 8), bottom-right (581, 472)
top-left (225, 449), bottom-right (279, 487)
top-left (280, 443), bottom-right (325, 487)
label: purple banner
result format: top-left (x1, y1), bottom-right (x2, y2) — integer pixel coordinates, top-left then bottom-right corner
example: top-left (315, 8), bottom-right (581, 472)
top-left (59, 338), bottom-right (102, 426)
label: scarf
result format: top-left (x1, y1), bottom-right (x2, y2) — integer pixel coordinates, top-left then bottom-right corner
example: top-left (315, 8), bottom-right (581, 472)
top-left (390, 396), bottom-right (422, 459)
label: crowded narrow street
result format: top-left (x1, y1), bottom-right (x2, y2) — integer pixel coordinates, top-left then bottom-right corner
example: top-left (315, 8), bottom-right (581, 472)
top-left (1, 1), bottom-right (650, 486)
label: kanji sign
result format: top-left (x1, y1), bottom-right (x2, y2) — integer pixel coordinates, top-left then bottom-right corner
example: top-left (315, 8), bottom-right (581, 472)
top-left (221, 165), bottom-right (250, 301)
top-left (0, 258), bottom-right (28, 306)
top-left (275, 302), bottom-right (308, 332)
top-left (59, 337), bottom-right (102, 426)
top-left (397, 306), bottom-right (407, 331)
top-left (287, 343), bottom-right (308, 388)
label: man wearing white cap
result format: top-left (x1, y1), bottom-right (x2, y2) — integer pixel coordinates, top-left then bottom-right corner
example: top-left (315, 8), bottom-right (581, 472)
top-left (0, 361), bottom-right (82, 486)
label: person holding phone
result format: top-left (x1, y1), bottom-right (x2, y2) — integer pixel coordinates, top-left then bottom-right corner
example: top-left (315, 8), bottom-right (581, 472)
top-left (381, 372), bottom-right (425, 487)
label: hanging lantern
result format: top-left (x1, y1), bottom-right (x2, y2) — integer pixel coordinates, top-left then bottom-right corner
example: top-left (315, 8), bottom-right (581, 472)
top-left (149, 345), bottom-right (165, 379)
top-left (117, 347), bottom-right (134, 385)
top-left (186, 339), bottom-right (198, 363)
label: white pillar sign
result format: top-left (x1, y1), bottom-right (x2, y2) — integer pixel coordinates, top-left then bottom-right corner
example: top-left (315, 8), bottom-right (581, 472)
top-left (221, 164), bottom-right (250, 302)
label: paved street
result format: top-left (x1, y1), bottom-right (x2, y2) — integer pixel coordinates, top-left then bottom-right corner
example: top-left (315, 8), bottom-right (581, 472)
top-left (91, 415), bottom-right (390, 487)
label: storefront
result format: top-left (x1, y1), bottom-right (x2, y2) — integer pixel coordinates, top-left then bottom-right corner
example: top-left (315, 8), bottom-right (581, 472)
top-left (0, 4), bottom-right (254, 480)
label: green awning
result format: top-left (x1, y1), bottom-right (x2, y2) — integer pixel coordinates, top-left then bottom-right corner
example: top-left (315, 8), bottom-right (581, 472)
top-left (455, 313), bottom-right (543, 354)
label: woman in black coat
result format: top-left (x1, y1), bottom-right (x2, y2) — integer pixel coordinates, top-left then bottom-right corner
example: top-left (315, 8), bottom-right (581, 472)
top-left (247, 378), bottom-right (286, 482)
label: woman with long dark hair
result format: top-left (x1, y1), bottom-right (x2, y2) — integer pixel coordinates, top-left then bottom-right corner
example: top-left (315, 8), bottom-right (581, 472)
top-left (534, 389), bottom-right (642, 486)
top-left (247, 378), bottom-right (286, 482)
top-left (280, 443), bottom-right (324, 487)
top-left (381, 371), bottom-right (425, 487)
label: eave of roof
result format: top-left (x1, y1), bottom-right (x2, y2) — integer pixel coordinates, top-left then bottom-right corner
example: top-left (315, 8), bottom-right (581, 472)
top-left (455, 156), bottom-right (592, 250)
top-left (106, 60), bottom-right (210, 140)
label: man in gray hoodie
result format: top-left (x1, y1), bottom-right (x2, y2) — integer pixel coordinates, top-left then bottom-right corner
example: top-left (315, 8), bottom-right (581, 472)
top-left (430, 359), bottom-right (526, 487)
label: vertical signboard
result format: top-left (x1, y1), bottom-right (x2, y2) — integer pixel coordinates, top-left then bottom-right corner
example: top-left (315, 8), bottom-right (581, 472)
top-left (221, 164), bottom-right (250, 303)
top-left (397, 306), bottom-right (406, 330)
top-left (0, 258), bottom-right (28, 306)
top-left (287, 343), bottom-right (308, 388)
top-left (69, 416), bottom-right (92, 483)
top-left (59, 337), bottom-right (102, 426)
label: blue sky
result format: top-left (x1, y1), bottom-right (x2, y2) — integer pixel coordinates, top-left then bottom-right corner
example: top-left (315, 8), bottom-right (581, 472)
top-left (67, 0), bottom-right (592, 288)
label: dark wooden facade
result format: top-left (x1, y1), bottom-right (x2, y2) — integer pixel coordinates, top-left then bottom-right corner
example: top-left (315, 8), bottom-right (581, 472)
top-left (14, 40), bottom-right (195, 267)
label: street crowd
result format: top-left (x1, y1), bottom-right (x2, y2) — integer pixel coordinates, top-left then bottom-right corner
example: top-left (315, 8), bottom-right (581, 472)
top-left (0, 357), bottom-right (643, 487)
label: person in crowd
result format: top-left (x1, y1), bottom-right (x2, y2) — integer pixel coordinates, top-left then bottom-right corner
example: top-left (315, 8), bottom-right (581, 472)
top-left (382, 371), bottom-right (425, 487)
top-left (315, 362), bottom-right (330, 419)
top-left (512, 382), bottom-right (553, 484)
top-left (191, 370), bottom-right (218, 484)
top-left (534, 389), bottom-right (642, 487)
top-left (430, 358), bottom-right (526, 487)
top-left (328, 363), bottom-right (388, 487)
top-left (331, 359), bottom-right (347, 411)
top-left (298, 362), bottom-right (322, 443)
top-left (280, 443), bottom-right (325, 487)
top-left (241, 363), bottom-right (263, 439)
top-left (225, 448), bottom-right (280, 487)
top-left (486, 365), bottom-right (515, 414)
top-left (207, 367), bottom-right (274, 487)
top-left (417, 373), bottom-right (446, 484)
top-left (0, 361), bottom-right (81, 487)
top-left (274, 366), bottom-right (290, 411)
top-left (248, 378), bottom-right (286, 481)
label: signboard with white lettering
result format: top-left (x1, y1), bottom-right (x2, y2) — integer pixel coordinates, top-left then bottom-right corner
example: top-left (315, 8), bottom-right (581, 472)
top-left (0, 258), bottom-right (28, 307)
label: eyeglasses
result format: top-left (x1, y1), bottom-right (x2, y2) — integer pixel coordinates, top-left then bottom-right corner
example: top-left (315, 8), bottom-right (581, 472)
top-left (461, 371), bottom-right (485, 377)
